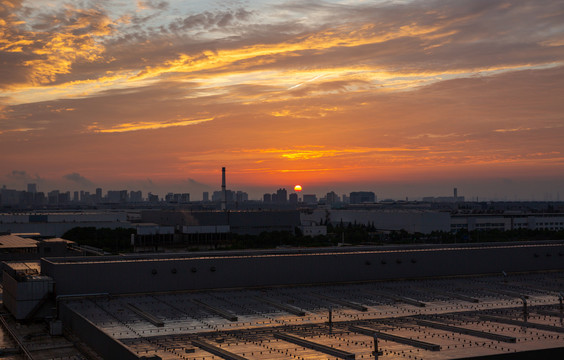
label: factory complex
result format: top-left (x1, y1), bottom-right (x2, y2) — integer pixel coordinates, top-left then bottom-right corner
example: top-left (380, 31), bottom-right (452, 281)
top-left (1, 241), bottom-right (563, 359)
top-left (3, 208), bottom-right (564, 241)
top-left (1, 169), bottom-right (564, 359)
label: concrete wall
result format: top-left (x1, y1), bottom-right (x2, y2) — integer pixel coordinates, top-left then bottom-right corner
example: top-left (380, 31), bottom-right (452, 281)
top-left (41, 242), bottom-right (564, 296)
top-left (2, 271), bottom-right (53, 319)
top-left (59, 302), bottom-right (159, 360)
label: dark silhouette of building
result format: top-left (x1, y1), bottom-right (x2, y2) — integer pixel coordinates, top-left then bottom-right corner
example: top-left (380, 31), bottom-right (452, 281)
top-left (302, 194), bottom-right (317, 204)
top-left (276, 188), bottom-right (287, 203)
top-left (326, 191), bottom-right (339, 204)
top-left (350, 191), bottom-right (376, 204)
top-left (289, 193), bottom-right (298, 204)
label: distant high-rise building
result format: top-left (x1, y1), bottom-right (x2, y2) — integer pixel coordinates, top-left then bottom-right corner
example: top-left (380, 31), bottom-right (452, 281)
top-left (0, 188), bottom-right (19, 206)
top-left (107, 190), bottom-right (128, 203)
top-left (164, 193), bottom-right (191, 203)
top-left (454, 188), bottom-right (458, 202)
top-left (130, 190), bottom-right (143, 202)
top-left (236, 191), bottom-right (248, 203)
top-left (20, 190), bottom-right (33, 206)
top-left (73, 191), bottom-right (79, 202)
top-left (289, 193), bottom-right (298, 204)
top-left (95, 188), bottom-right (102, 202)
top-left (59, 191), bottom-right (71, 204)
top-left (276, 188), bottom-right (287, 203)
top-left (34, 192), bottom-right (46, 206)
top-left (326, 191), bottom-right (339, 204)
top-left (350, 191), bottom-right (376, 204)
top-left (48, 190), bottom-right (59, 205)
top-left (203, 192), bottom-right (209, 202)
top-left (213, 190), bottom-right (235, 203)
top-left (221, 167), bottom-right (226, 211)
top-left (148, 193), bottom-right (159, 202)
top-left (27, 183), bottom-right (37, 193)
top-left (263, 193), bottom-right (272, 203)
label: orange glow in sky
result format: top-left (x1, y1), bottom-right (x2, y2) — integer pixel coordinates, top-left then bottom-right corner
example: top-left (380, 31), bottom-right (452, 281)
top-left (1, 0), bottom-right (564, 200)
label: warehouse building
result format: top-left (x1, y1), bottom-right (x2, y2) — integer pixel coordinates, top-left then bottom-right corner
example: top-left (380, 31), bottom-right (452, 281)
top-left (1, 241), bottom-right (564, 359)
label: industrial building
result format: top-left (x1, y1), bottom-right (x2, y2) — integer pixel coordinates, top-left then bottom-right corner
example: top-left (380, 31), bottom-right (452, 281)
top-left (301, 209), bottom-right (451, 233)
top-left (451, 213), bottom-right (564, 232)
top-left (4, 209), bottom-right (564, 240)
top-left (350, 192), bottom-right (377, 204)
top-left (0, 234), bottom-right (78, 263)
top-left (0, 212), bottom-right (130, 237)
top-left (141, 210), bottom-right (301, 236)
top-left (1, 241), bottom-right (563, 359)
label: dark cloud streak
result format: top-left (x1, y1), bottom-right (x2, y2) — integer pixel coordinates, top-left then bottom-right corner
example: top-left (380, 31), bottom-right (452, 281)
top-left (169, 8), bottom-right (253, 31)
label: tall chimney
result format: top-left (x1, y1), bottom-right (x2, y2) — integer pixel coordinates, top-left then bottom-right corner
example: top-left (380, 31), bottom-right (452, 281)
top-left (221, 167), bottom-right (226, 211)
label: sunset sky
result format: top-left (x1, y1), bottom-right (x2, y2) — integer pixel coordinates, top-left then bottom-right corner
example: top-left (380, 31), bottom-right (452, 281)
top-left (1, 0), bottom-right (564, 200)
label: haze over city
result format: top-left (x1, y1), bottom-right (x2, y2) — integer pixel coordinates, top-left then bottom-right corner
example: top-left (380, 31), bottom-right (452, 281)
top-left (1, 0), bottom-right (564, 200)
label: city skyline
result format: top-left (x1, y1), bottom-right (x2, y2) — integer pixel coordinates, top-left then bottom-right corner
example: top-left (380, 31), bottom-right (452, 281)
top-left (1, 0), bottom-right (564, 200)
top-left (2, 178), bottom-right (563, 203)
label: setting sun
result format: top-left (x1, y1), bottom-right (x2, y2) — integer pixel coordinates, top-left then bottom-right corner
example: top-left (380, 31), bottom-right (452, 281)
top-left (294, 185), bottom-right (302, 192)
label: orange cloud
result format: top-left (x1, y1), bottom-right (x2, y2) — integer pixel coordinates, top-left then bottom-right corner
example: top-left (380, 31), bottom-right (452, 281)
top-left (248, 147), bottom-right (427, 160)
top-left (0, 4), bottom-right (115, 88)
top-left (132, 23), bottom-right (446, 82)
top-left (88, 117), bottom-right (214, 133)
top-left (24, 30), bottom-right (110, 85)
top-left (0, 127), bottom-right (44, 135)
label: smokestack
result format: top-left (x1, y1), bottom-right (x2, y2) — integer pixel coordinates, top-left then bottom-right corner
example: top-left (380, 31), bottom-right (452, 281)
top-left (454, 187), bottom-right (458, 202)
top-left (221, 167), bottom-right (226, 211)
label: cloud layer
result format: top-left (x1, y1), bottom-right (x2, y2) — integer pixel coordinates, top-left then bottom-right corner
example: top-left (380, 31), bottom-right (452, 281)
top-left (1, 0), bottom-right (563, 198)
